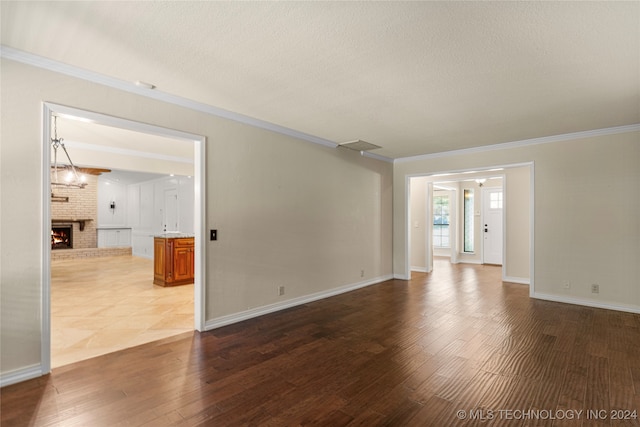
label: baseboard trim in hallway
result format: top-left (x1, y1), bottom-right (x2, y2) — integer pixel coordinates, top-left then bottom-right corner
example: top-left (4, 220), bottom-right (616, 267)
top-left (205, 274), bottom-right (394, 330)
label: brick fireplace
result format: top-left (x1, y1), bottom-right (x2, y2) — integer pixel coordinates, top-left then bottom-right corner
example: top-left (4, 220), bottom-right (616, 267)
top-left (51, 224), bottom-right (73, 249)
top-left (51, 173), bottom-right (98, 250)
top-left (50, 171), bottom-right (131, 260)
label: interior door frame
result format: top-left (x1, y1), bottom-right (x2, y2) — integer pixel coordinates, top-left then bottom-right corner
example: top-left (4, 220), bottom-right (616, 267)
top-left (425, 181), bottom-right (434, 273)
top-left (405, 165), bottom-right (533, 295)
top-left (41, 102), bottom-right (207, 374)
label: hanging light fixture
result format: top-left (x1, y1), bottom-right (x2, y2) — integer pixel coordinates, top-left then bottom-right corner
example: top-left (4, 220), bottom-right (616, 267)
top-left (51, 116), bottom-right (87, 189)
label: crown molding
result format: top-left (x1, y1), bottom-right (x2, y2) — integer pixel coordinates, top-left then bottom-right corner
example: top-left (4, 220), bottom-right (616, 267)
top-left (395, 123), bottom-right (640, 164)
top-left (362, 150), bottom-right (393, 163)
top-left (6, 45), bottom-right (625, 166)
top-left (1, 46), bottom-right (341, 149)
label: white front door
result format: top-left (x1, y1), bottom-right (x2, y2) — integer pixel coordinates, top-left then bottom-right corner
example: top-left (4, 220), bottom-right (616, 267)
top-left (482, 187), bottom-right (503, 265)
top-left (164, 189), bottom-right (178, 232)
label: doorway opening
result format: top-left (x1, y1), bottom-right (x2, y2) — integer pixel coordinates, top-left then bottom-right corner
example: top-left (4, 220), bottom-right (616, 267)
top-left (407, 163), bottom-right (533, 291)
top-left (42, 103), bottom-right (206, 372)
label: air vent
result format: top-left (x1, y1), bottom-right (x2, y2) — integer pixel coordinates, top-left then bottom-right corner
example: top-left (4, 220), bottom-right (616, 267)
top-left (338, 140), bottom-right (381, 152)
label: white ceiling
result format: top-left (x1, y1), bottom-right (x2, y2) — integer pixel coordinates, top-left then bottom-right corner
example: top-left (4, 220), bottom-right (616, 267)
top-left (54, 115), bottom-right (194, 160)
top-left (2, 1), bottom-right (639, 159)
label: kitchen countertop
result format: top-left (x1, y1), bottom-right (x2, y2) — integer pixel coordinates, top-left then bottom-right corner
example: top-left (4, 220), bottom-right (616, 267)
top-left (154, 233), bottom-right (195, 239)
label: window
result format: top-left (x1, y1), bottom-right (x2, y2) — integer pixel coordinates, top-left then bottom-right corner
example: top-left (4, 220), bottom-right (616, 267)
top-left (433, 195), bottom-right (450, 247)
top-left (490, 191), bottom-right (503, 209)
top-left (464, 189), bottom-right (474, 252)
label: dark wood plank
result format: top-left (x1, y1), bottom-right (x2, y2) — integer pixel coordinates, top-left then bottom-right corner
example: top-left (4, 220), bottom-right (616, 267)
top-left (2, 259), bottom-right (639, 426)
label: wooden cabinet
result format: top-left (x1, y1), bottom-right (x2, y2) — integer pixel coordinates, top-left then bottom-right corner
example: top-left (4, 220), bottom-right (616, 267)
top-left (153, 236), bottom-right (194, 287)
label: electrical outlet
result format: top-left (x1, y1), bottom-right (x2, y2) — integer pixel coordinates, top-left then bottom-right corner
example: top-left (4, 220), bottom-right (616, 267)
top-left (562, 281), bottom-right (570, 290)
top-left (591, 284), bottom-right (599, 294)
top-left (278, 286), bottom-right (285, 296)
top-left (361, 270), bottom-right (365, 278)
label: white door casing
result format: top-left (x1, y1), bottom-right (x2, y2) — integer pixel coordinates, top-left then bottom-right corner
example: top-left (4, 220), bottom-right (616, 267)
top-left (425, 182), bottom-right (434, 273)
top-left (41, 102), bottom-right (207, 378)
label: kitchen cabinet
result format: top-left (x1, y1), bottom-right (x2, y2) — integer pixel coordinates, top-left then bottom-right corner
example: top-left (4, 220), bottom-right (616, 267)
top-left (97, 228), bottom-right (131, 247)
top-left (153, 235), bottom-right (194, 286)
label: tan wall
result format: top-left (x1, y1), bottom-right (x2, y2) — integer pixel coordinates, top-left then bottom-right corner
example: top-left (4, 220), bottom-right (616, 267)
top-left (0, 59), bottom-right (393, 377)
top-left (504, 167), bottom-right (530, 280)
top-left (409, 177), bottom-right (427, 269)
top-left (394, 131), bottom-right (639, 311)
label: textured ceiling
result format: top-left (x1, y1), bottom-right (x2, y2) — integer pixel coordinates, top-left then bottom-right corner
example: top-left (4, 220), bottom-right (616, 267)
top-left (2, 1), bottom-right (639, 159)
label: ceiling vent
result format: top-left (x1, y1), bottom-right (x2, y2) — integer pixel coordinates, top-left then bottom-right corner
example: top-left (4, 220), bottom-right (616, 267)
top-left (337, 140), bottom-right (381, 153)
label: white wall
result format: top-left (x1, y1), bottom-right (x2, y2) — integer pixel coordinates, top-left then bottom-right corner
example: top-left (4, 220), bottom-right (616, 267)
top-left (395, 131), bottom-right (639, 312)
top-left (97, 177), bottom-right (128, 227)
top-left (127, 176), bottom-right (195, 258)
top-left (0, 59), bottom-right (393, 381)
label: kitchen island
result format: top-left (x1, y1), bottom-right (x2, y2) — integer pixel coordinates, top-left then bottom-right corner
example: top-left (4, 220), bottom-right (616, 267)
top-left (153, 234), bottom-right (194, 287)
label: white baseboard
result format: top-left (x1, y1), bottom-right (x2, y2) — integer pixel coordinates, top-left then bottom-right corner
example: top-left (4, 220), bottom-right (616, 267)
top-left (204, 274), bottom-right (394, 330)
top-left (533, 292), bottom-right (640, 314)
top-left (0, 364), bottom-right (43, 388)
top-left (394, 273), bottom-right (411, 280)
top-left (503, 276), bottom-right (530, 285)
top-left (410, 266), bottom-right (428, 273)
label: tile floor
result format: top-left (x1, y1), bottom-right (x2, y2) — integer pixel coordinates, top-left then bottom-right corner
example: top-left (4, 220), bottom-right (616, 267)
top-left (51, 255), bottom-right (193, 368)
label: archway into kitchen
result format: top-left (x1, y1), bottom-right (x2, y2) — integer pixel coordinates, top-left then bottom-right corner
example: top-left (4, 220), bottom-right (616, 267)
top-left (43, 103), bottom-right (205, 370)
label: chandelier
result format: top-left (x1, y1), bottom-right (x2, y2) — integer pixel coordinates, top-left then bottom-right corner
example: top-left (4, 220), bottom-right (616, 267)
top-left (51, 116), bottom-right (87, 189)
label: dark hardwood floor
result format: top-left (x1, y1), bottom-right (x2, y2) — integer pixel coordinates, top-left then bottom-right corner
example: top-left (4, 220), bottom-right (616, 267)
top-left (2, 259), bottom-right (640, 426)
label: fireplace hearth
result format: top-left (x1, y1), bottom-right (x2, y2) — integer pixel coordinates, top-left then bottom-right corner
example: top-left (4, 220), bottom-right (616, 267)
top-left (51, 225), bottom-right (73, 250)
